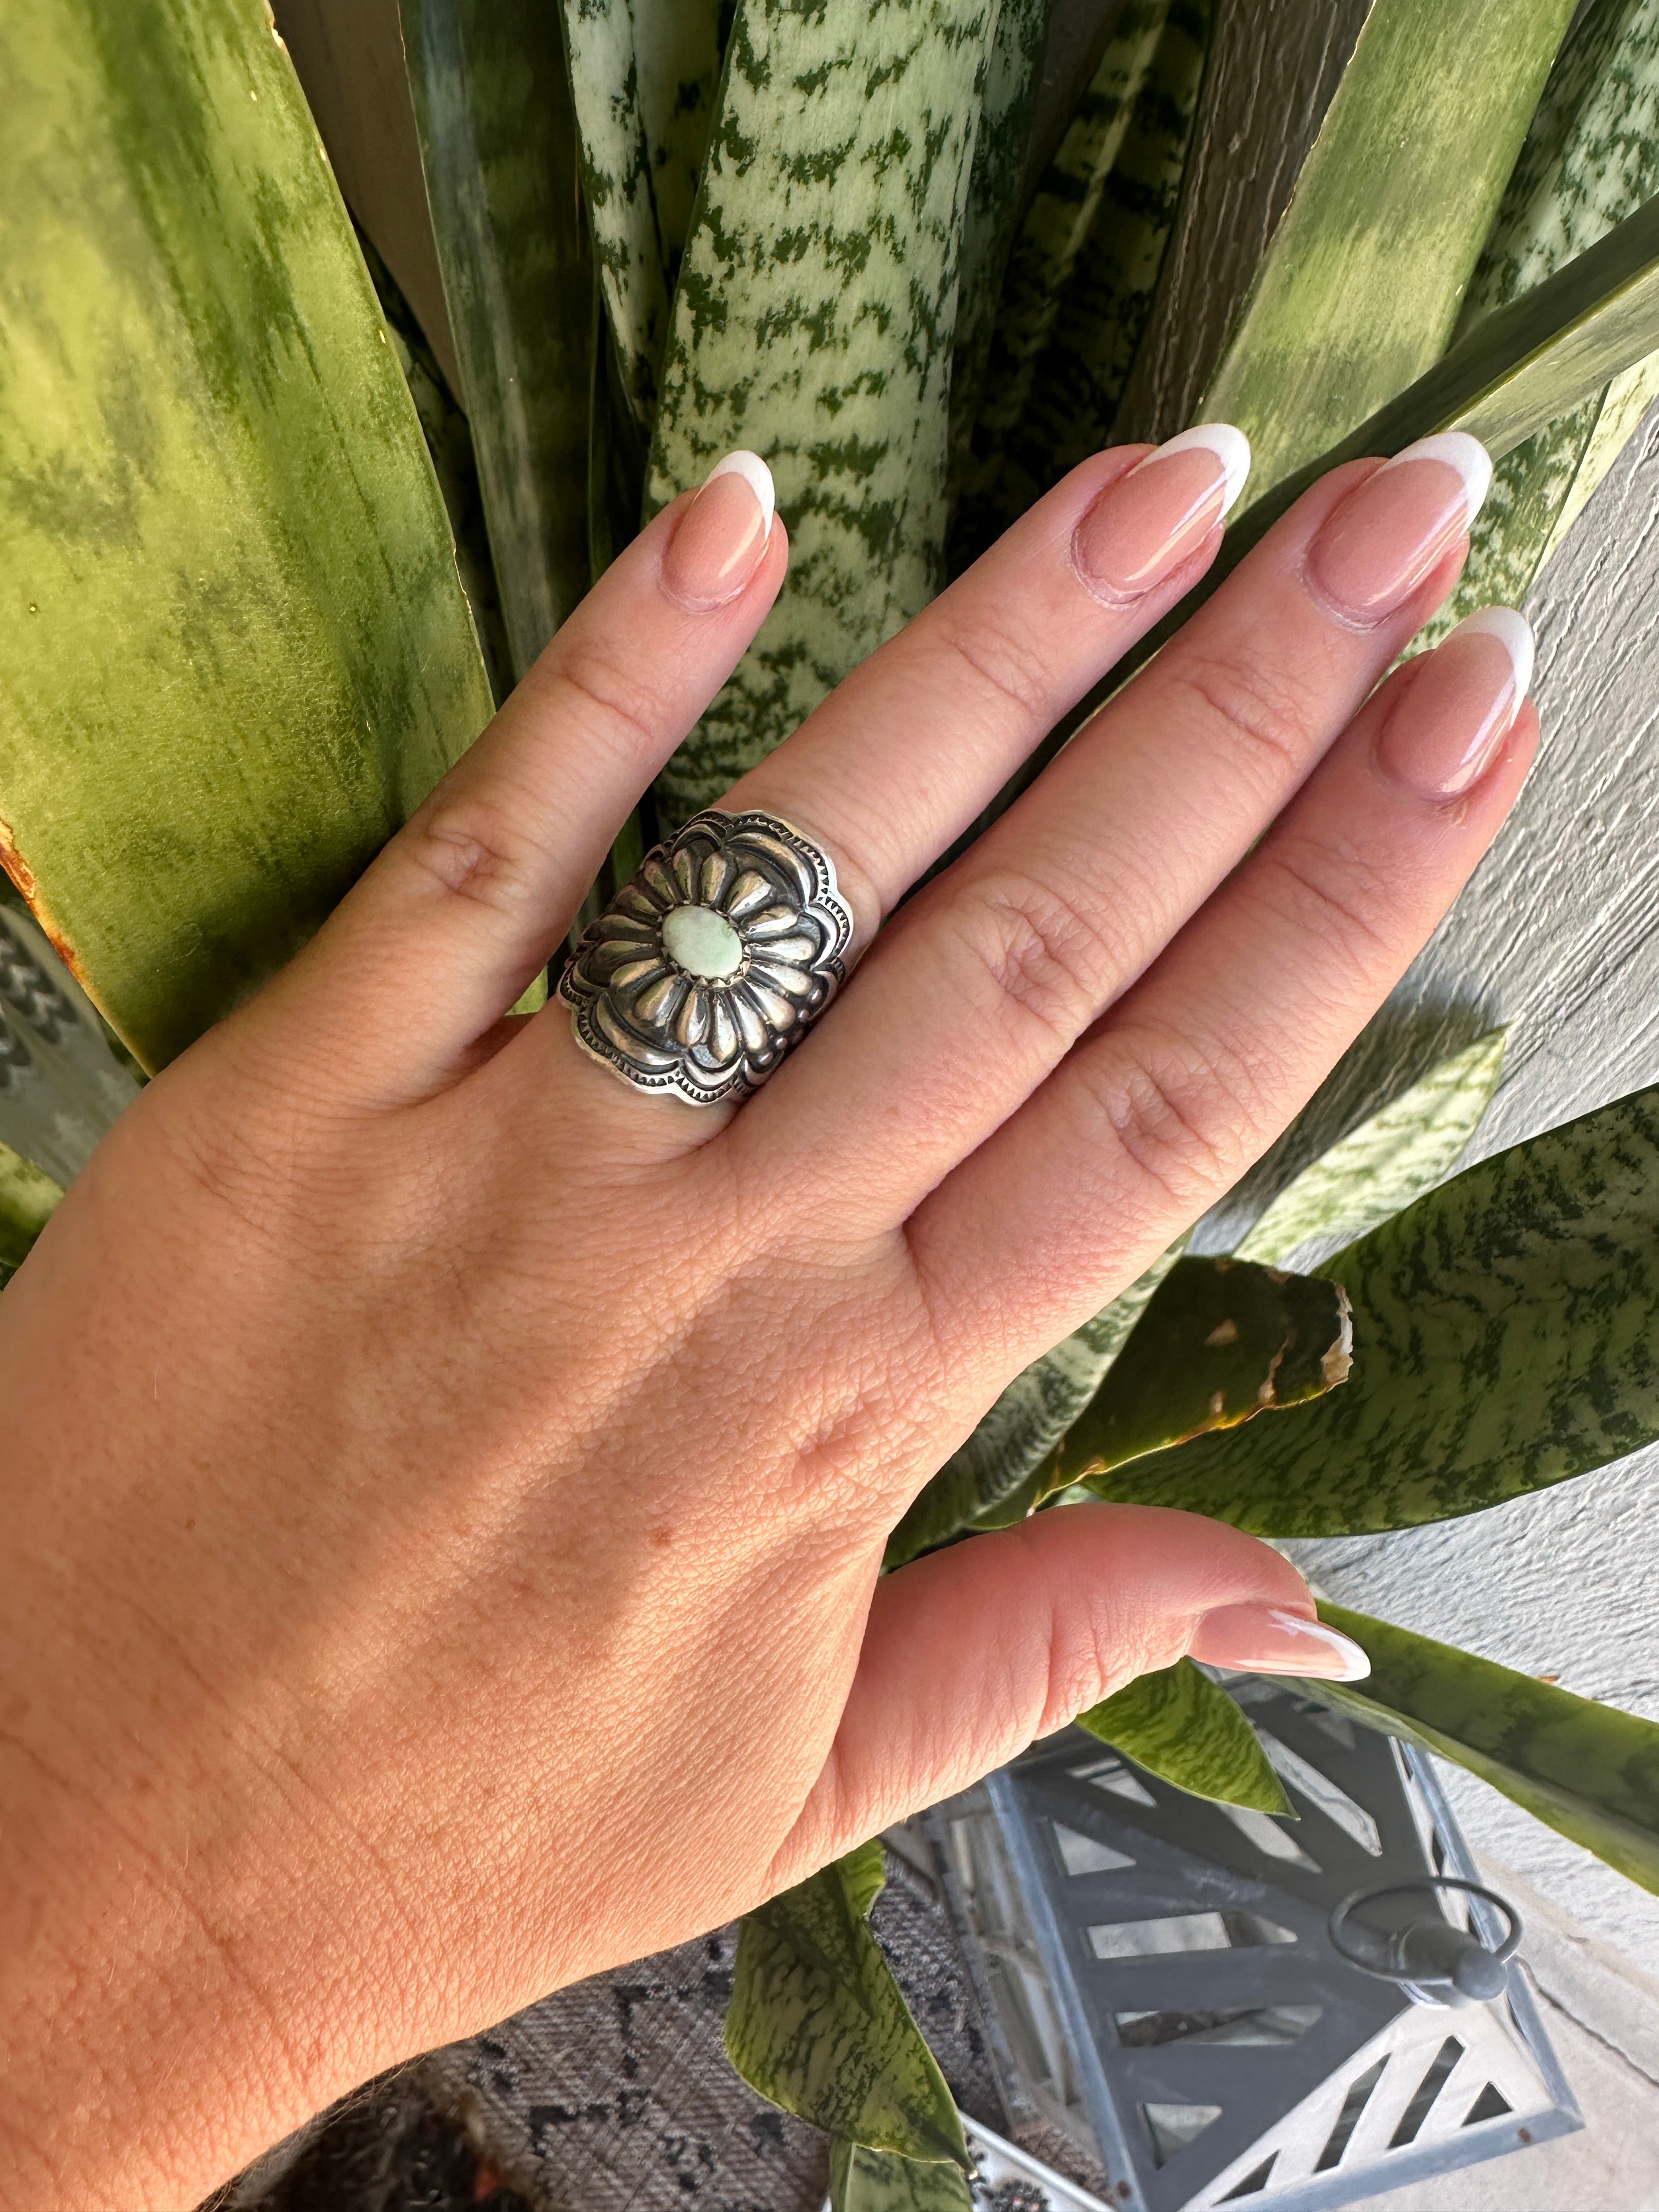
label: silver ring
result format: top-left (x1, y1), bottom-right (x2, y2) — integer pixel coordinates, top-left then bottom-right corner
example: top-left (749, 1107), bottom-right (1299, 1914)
top-left (558, 808), bottom-right (854, 1104)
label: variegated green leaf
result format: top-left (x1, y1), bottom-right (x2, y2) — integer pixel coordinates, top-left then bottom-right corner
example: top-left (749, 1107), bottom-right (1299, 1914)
top-left (648, 0), bottom-right (997, 827)
top-left (1306, 1604), bottom-right (1659, 1895)
top-left (400, 0), bottom-right (591, 674)
top-left (1234, 1031), bottom-right (1505, 1268)
top-left (1101, 1084), bottom-right (1659, 1536)
top-left (1077, 1661), bottom-right (1293, 1816)
top-left (1415, 0), bottom-right (1659, 652)
top-left (945, 0), bottom-right (1049, 507)
top-left (558, 0), bottom-right (725, 427)
top-left (0, 909), bottom-right (140, 1189)
top-left (0, 0), bottom-right (492, 1070)
top-left (0, 1138), bottom-right (62, 1290)
top-left (831, 2137), bottom-right (974, 2212)
top-left (957, 0), bottom-right (1210, 567)
top-left (1200, 0), bottom-right (1578, 503)
top-left (883, 1243), bottom-right (1183, 1571)
top-left (1057, 1256), bottom-right (1352, 1494)
top-left (727, 1845), bottom-right (969, 2170)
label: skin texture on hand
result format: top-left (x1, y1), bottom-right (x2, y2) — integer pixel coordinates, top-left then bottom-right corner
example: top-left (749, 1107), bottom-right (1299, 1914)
top-left (0, 432), bottom-right (1537, 2210)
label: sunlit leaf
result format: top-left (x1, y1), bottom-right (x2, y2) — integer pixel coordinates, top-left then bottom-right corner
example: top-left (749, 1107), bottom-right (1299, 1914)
top-left (1077, 1660), bottom-right (1293, 1816)
top-left (831, 2137), bottom-right (974, 2212)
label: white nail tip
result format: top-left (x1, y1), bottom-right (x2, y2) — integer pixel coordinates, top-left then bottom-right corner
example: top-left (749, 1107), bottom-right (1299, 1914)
top-left (1385, 431), bottom-right (1493, 524)
top-left (1265, 1609), bottom-right (1373, 1681)
top-left (706, 449), bottom-right (775, 535)
top-left (1144, 422), bottom-right (1253, 517)
top-left (1449, 605), bottom-right (1536, 700)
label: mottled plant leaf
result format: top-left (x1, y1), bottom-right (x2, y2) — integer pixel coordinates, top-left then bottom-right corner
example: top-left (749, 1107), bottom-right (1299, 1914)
top-left (1199, 0), bottom-right (1578, 504)
top-left (648, 0), bottom-right (997, 827)
top-left (1305, 1604), bottom-right (1659, 1895)
top-left (0, 909), bottom-right (140, 1189)
top-left (1101, 1084), bottom-right (1659, 1536)
top-left (558, 0), bottom-right (725, 427)
top-left (955, 0), bottom-right (1210, 565)
top-left (0, 0), bottom-right (492, 1072)
top-left (884, 1244), bottom-right (1183, 1571)
top-left (1077, 1661), bottom-right (1293, 1816)
top-left (1235, 1031), bottom-right (1505, 1268)
top-left (0, 1138), bottom-right (63, 1290)
top-left (1415, 0), bottom-right (1659, 654)
top-left (727, 1846), bottom-right (969, 2169)
top-left (400, 0), bottom-right (591, 674)
top-left (1056, 1257), bottom-right (1352, 1494)
top-left (831, 2137), bottom-right (974, 2212)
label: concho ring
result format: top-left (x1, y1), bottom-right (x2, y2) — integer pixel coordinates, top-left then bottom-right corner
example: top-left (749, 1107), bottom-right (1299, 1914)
top-left (558, 809), bottom-right (854, 1104)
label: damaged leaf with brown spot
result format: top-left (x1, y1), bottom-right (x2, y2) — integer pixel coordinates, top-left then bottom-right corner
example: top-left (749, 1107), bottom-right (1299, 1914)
top-left (1053, 1255), bottom-right (1353, 1499)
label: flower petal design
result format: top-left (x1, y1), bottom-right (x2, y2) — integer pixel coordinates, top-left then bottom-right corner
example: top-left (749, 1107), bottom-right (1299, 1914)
top-left (558, 809), bottom-right (852, 1104)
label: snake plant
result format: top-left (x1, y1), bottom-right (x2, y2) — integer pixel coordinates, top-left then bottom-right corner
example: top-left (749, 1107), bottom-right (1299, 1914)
top-left (9, 0), bottom-right (1659, 2198)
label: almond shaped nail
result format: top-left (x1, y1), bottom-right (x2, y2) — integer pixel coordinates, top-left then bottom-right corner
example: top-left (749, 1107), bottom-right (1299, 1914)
top-left (1073, 423), bottom-right (1251, 605)
top-left (1305, 432), bottom-right (1493, 628)
top-left (1376, 604), bottom-right (1536, 801)
top-left (661, 449), bottom-right (776, 610)
top-left (1188, 1601), bottom-right (1372, 1681)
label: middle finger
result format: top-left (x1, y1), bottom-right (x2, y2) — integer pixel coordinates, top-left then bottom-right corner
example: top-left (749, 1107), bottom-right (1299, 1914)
top-left (734, 433), bottom-right (1491, 1220)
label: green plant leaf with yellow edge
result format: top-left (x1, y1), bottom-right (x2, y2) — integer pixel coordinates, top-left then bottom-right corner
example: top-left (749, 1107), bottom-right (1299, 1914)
top-left (1305, 1604), bottom-right (1659, 1895)
top-left (1100, 1083), bottom-right (1659, 1536)
top-left (1055, 1256), bottom-right (1352, 1496)
top-left (0, 0), bottom-right (493, 1072)
top-left (726, 1843), bottom-right (969, 2170)
top-left (831, 2137), bottom-right (974, 2212)
top-left (1077, 1660), bottom-right (1293, 1816)
top-left (1235, 1031), bottom-right (1505, 1268)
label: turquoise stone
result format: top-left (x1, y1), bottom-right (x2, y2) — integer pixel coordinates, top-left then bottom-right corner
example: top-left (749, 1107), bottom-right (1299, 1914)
top-left (662, 902), bottom-right (744, 979)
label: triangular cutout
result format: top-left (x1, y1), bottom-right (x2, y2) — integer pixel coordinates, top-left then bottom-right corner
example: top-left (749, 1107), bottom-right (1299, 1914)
top-left (1052, 1821), bottom-right (1136, 1876)
top-left (1390, 2037), bottom-right (1464, 2147)
top-left (1068, 1753), bottom-right (1156, 1807)
top-left (1090, 1912), bottom-right (1295, 1959)
top-left (1255, 1731), bottom-right (1382, 1854)
top-left (1464, 2081), bottom-right (1514, 2125)
top-left (1221, 2154), bottom-right (1279, 2199)
top-left (1316, 2058), bottom-right (1387, 2171)
top-left (1143, 2101), bottom-right (1222, 2166)
top-left (1218, 1802), bottom-right (1322, 1871)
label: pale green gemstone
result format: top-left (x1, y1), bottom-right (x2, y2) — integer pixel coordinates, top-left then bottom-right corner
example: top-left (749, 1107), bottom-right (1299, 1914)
top-left (662, 902), bottom-right (743, 979)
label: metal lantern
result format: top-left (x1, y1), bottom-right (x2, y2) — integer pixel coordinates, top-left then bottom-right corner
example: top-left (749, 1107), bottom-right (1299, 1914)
top-left (924, 1679), bottom-right (1579, 2212)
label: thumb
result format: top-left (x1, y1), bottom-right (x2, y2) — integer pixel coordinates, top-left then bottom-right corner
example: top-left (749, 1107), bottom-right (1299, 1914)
top-left (777, 1502), bottom-right (1367, 1881)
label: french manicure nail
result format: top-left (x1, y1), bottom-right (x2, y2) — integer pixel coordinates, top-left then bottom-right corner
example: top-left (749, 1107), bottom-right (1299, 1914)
top-left (1072, 423), bottom-right (1251, 607)
top-left (661, 449), bottom-right (776, 610)
top-left (1376, 605), bottom-right (1535, 801)
top-left (1305, 431), bottom-right (1493, 627)
top-left (1188, 1602), bottom-right (1372, 1681)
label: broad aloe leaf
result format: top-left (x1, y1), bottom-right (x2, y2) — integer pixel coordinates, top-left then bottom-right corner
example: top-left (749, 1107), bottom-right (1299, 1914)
top-left (831, 2138), bottom-right (974, 2212)
top-left (647, 0), bottom-right (997, 826)
top-left (1307, 1604), bottom-right (1659, 1895)
top-left (1077, 1660), bottom-right (1293, 1816)
top-left (1198, 0), bottom-right (1578, 502)
top-left (0, 0), bottom-right (492, 1073)
top-left (559, 1), bottom-right (725, 427)
top-left (0, 909), bottom-right (140, 1188)
top-left (1101, 1084), bottom-right (1659, 1536)
top-left (1056, 1256), bottom-right (1352, 1495)
top-left (1417, 0), bottom-right (1659, 652)
top-left (883, 1244), bottom-right (1183, 1571)
top-left (956, 0), bottom-right (1210, 563)
top-left (1234, 1031), bottom-right (1505, 1268)
top-left (726, 1844), bottom-right (969, 2170)
top-left (0, 1138), bottom-right (62, 1291)
top-left (400, 0), bottom-right (591, 674)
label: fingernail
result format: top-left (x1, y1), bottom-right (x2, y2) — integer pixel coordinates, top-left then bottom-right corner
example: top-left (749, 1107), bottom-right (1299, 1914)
top-left (1073, 424), bottom-right (1251, 607)
top-left (661, 449), bottom-right (775, 611)
top-left (1377, 606), bottom-right (1535, 801)
top-left (1306, 431), bottom-right (1493, 627)
top-left (1188, 1602), bottom-right (1372, 1681)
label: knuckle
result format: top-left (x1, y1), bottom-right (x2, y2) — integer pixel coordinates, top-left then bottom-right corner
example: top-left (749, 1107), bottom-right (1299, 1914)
top-left (1168, 648), bottom-right (1324, 787)
top-left (931, 606), bottom-right (1056, 730)
top-left (1082, 1021), bottom-right (1274, 1215)
top-left (1259, 833), bottom-right (1396, 977)
top-left (955, 868), bottom-right (1125, 1052)
top-left (545, 646), bottom-right (668, 770)
top-left (403, 792), bottom-right (553, 919)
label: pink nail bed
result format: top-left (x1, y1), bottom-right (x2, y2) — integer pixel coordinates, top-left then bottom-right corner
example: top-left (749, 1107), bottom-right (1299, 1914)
top-left (661, 449), bottom-right (775, 610)
top-left (1376, 606), bottom-right (1535, 801)
top-left (1188, 1601), bottom-right (1372, 1681)
top-left (1073, 423), bottom-right (1251, 606)
top-left (1305, 431), bottom-right (1493, 627)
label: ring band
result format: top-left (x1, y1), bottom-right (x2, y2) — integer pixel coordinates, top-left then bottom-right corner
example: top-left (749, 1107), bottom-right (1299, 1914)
top-left (558, 808), bottom-right (854, 1104)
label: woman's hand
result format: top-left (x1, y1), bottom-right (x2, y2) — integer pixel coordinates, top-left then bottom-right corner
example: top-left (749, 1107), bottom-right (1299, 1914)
top-left (0, 427), bottom-right (1535, 2209)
